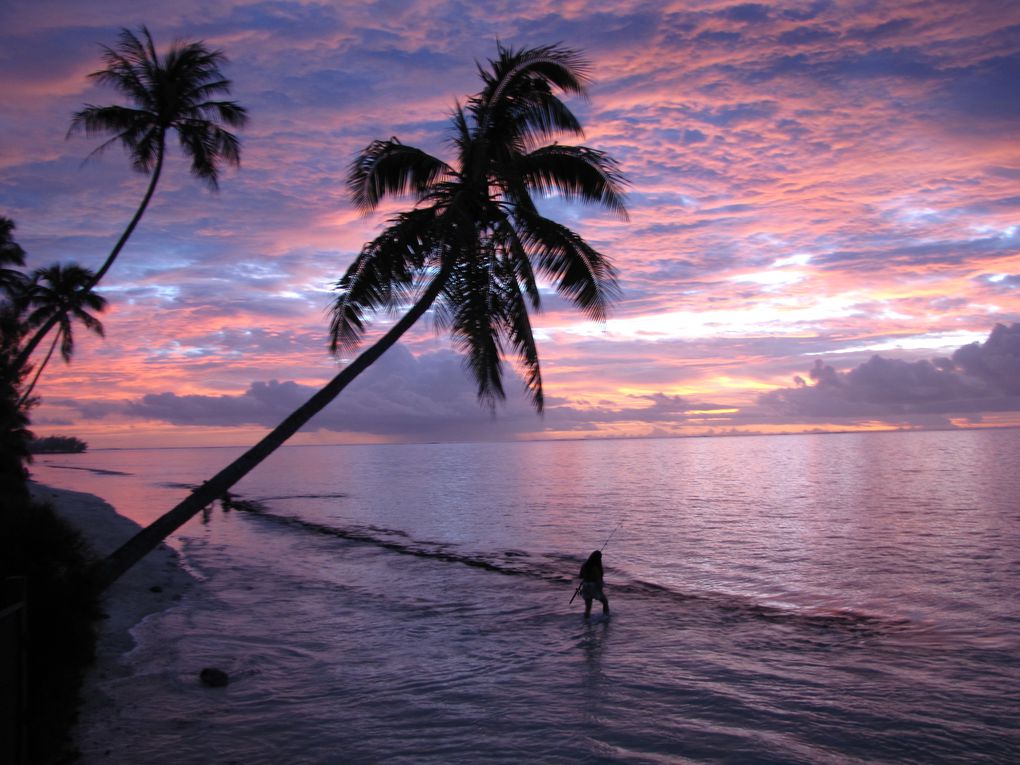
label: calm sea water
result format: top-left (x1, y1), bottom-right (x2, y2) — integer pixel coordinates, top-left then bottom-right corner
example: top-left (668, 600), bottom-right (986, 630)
top-left (32, 429), bottom-right (1020, 764)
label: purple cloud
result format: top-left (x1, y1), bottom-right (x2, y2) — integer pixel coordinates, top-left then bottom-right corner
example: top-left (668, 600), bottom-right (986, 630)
top-left (760, 324), bottom-right (1020, 419)
top-left (67, 345), bottom-right (542, 440)
top-left (952, 322), bottom-right (1020, 395)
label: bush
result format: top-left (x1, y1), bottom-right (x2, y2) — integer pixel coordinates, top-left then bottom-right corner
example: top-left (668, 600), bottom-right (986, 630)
top-left (1, 496), bottom-right (101, 764)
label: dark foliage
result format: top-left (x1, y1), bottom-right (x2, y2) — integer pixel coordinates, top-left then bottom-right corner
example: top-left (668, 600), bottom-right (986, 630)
top-left (1, 496), bottom-right (101, 764)
top-left (1, 305), bottom-right (32, 504)
top-left (28, 436), bottom-right (88, 454)
top-left (2, 218), bottom-right (100, 761)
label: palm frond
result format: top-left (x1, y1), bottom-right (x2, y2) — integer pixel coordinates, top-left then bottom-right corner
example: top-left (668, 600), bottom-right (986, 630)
top-left (0, 217), bottom-right (26, 268)
top-left (74, 309), bottom-right (106, 337)
top-left (58, 324), bottom-right (74, 363)
top-left (480, 83), bottom-right (584, 157)
top-left (90, 41), bottom-right (150, 105)
top-left (517, 144), bottom-right (628, 218)
top-left (68, 104), bottom-right (152, 139)
top-left (493, 217), bottom-right (541, 310)
top-left (329, 209), bottom-right (440, 355)
top-left (447, 104), bottom-right (472, 154)
top-left (176, 121), bottom-right (242, 187)
top-left (446, 261), bottom-right (506, 408)
top-left (347, 139), bottom-right (452, 212)
top-left (472, 44), bottom-right (590, 141)
top-left (506, 91), bottom-right (584, 149)
top-left (518, 213), bottom-right (620, 321)
top-left (501, 278), bottom-right (544, 411)
top-left (181, 78), bottom-right (233, 102)
top-left (195, 99), bottom-right (249, 129)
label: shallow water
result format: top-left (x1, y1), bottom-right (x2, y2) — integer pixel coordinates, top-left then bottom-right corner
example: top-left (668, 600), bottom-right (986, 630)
top-left (33, 429), bottom-right (1020, 763)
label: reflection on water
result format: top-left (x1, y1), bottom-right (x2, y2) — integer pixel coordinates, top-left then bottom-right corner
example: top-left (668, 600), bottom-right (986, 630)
top-left (30, 429), bottom-right (1020, 763)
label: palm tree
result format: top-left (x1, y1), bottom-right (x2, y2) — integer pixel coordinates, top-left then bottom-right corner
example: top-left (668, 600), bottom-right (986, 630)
top-left (17, 264), bottom-right (107, 405)
top-left (71, 25), bottom-right (248, 286)
top-left (93, 43), bottom-right (627, 591)
top-left (13, 26), bottom-right (247, 372)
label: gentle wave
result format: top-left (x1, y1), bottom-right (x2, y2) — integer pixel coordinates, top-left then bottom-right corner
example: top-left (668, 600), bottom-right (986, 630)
top-left (41, 463), bottom-right (133, 476)
top-left (256, 493), bottom-right (350, 501)
top-left (229, 494), bottom-right (919, 639)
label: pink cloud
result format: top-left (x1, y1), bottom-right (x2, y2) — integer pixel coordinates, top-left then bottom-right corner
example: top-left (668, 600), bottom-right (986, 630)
top-left (3, 1), bottom-right (1018, 445)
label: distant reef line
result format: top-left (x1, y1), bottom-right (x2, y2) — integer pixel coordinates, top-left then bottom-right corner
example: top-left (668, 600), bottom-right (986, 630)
top-left (29, 435), bottom-right (88, 454)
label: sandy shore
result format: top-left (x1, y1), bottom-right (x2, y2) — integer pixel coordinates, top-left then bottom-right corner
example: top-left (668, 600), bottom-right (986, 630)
top-left (29, 483), bottom-right (194, 758)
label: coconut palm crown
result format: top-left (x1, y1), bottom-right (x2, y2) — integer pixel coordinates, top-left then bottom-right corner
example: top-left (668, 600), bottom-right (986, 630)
top-left (333, 43), bottom-right (627, 411)
top-left (23, 264), bottom-right (106, 364)
top-left (18, 264), bottom-right (107, 405)
top-left (67, 25), bottom-right (248, 287)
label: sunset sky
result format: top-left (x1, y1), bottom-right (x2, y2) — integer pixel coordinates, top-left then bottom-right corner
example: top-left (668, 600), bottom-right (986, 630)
top-left (2, 0), bottom-right (1019, 447)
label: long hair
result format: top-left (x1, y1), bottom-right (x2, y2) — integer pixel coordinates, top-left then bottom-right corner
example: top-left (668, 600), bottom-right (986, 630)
top-left (580, 549), bottom-right (603, 580)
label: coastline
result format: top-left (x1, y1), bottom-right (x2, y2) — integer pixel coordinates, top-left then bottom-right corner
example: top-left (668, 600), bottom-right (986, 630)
top-left (29, 483), bottom-right (194, 758)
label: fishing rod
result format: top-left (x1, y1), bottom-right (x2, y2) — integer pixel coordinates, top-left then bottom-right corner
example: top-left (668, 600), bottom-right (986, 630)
top-left (569, 520), bottom-right (622, 604)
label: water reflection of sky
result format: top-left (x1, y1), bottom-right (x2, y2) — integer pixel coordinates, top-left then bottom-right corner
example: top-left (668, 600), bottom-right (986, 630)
top-left (32, 429), bottom-right (1020, 638)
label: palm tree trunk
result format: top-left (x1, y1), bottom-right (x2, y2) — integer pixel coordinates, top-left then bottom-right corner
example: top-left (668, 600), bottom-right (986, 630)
top-left (16, 331), bottom-right (60, 406)
top-left (93, 262), bottom-right (453, 591)
top-left (12, 145), bottom-right (164, 373)
top-left (87, 143), bottom-right (165, 290)
top-left (13, 316), bottom-right (56, 374)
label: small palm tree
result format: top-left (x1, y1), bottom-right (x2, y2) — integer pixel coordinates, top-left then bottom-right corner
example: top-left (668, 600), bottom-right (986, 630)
top-left (94, 43), bottom-right (626, 590)
top-left (17, 264), bottom-right (107, 404)
top-left (14, 27), bottom-right (248, 373)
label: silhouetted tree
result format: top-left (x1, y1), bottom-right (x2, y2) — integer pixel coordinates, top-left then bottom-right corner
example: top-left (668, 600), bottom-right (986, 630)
top-left (18, 264), bottom-right (107, 404)
top-left (0, 219), bottom-right (32, 502)
top-left (1, 216), bottom-right (28, 297)
top-left (95, 43), bottom-right (626, 590)
top-left (14, 26), bottom-right (247, 372)
top-left (1, 222), bottom-right (103, 764)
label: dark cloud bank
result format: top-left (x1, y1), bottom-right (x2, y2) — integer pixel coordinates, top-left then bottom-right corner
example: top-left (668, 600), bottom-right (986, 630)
top-left (759, 323), bottom-right (1020, 427)
top-left (66, 324), bottom-right (1020, 440)
top-left (73, 344), bottom-right (541, 441)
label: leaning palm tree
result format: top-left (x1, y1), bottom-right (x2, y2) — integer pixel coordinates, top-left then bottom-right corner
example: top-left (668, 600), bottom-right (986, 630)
top-left (17, 264), bottom-right (107, 405)
top-left (94, 43), bottom-right (627, 590)
top-left (13, 26), bottom-right (247, 373)
top-left (70, 25), bottom-right (248, 287)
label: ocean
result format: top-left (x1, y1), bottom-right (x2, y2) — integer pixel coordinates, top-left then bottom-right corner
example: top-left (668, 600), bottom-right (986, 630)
top-left (31, 429), bottom-right (1020, 764)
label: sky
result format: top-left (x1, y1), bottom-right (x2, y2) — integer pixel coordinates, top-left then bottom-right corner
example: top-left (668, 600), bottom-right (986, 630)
top-left (2, 0), bottom-right (1019, 448)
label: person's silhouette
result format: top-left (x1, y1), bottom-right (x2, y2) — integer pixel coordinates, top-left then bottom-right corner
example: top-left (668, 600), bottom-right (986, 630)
top-left (579, 550), bottom-right (610, 617)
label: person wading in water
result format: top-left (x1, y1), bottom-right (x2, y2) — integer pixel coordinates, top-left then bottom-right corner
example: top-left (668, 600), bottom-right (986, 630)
top-left (579, 550), bottom-right (610, 617)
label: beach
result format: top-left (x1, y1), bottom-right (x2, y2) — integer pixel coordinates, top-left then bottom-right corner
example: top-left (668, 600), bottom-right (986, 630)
top-left (31, 483), bottom-right (193, 761)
